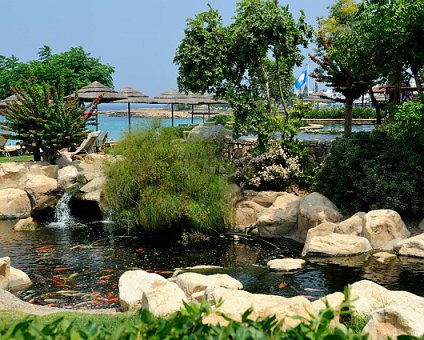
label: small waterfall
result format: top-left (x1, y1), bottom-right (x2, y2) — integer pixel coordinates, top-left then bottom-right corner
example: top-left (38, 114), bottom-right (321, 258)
top-left (50, 192), bottom-right (74, 227)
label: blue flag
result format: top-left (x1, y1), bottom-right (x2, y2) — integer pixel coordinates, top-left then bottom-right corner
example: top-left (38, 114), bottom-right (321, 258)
top-left (294, 70), bottom-right (308, 90)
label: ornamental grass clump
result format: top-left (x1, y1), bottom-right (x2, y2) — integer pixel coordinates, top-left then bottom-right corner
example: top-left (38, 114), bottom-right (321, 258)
top-left (102, 127), bottom-right (234, 236)
top-left (236, 139), bottom-right (304, 191)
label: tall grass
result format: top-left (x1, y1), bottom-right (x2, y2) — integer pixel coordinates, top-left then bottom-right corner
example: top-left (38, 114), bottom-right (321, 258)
top-left (102, 127), bottom-right (234, 236)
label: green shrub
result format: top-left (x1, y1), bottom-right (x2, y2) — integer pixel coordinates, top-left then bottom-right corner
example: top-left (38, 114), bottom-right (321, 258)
top-left (316, 130), bottom-right (424, 216)
top-left (207, 113), bottom-right (235, 126)
top-left (102, 127), bottom-right (234, 235)
top-left (380, 94), bottom-right (424, 142)
top-left (310, 107), bottom-right (376, 119)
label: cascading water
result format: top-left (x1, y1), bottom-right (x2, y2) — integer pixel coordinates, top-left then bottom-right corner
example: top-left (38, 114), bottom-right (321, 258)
top-left (49, 192), bottom-right (74, 227)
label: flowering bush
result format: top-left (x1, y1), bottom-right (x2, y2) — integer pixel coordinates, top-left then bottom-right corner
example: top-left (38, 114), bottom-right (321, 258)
top-left (236, 139), bottom-right (303, 191)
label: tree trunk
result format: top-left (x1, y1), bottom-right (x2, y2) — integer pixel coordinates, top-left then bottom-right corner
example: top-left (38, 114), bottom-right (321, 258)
top-left (344, 97), bottom-right (354, 136)
top-left (42, 148), bottom-right (60, 165)
top-left (369, 88), bottom-right (382, 125)
top-left (260, 60), bottom-right (272, 114)
top-left (275, 53), bottom-right (288, 119)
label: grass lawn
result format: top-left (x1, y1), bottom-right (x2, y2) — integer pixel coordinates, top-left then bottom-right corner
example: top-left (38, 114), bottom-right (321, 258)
top-left (0, 155), bottom-right (33, 163)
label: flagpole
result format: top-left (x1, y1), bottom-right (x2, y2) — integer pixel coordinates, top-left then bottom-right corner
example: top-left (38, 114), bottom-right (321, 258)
top-left (307, 63), bottom-right (310, 95)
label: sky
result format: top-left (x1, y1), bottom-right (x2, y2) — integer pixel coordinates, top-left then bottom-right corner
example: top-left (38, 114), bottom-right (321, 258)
top-left (1, 0), bottom-right (334, 97)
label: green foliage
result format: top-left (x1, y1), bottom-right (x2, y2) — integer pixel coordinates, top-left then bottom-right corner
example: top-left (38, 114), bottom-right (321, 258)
top-left (380, 94), bottom-right (424, 142)
top-left (175, 0), bottom-right (312, 147)
top-left (0, 297), bottom-right (374, 339)
top-left (0, 76), bottom-right (98, 163)
top-left (207, 114), bottom-right (235, 126)
top-left (316, 130), bottom-right (424, 216)
top-left (0, 46), bottom-right (115, 99)
top-left (309, 107), bottom-right (376, 119)
top-left (102, 127), bottom-right (234, 235)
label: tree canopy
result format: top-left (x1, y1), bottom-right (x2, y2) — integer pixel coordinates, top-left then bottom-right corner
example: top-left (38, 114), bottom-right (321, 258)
top-left (0, 46), bottom-right (115, 99)
top-left (174, 0), bottom-right (312, 149)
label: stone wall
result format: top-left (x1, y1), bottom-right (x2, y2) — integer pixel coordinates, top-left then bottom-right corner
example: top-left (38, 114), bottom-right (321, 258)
top-left (223, 138), bottom-right (333, 164)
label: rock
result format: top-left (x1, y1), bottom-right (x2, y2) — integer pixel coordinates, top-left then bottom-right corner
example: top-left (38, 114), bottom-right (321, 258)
top-left (418, 219), bottom-right (424, 232)
top-left (372, 252), bottom-right (397, 263)
top-left (204, 286), bottom-right (312, 329)
top-left (305, 233), bottom-right (372, 256)
top-left (172, 265), bottom-right (223, 277)
top-left (335, 212), bottom-right (365, 235)
top-left (232, 207), bottom-right (257, 228)
top-left (119, 270), bottom-right (187, 315)
top-left (312, 292), bottom-right (345, 316)
top-left (363, 301), bottom-right (424, 339)
top-left (394, 233), bottom-right (424, 258)
top-left (363, 210), bottom-right (410, 249)
top-left (256, 193), bottom-right (302, 238)
top-left (57, 165), bottom-right (79, 191)
top-left (80, 176), bottom-right (105, 194)
top-left (0, 188), bottom-right (31, 219)
top-left (297, 192), bottom-right (342, 242)
top-left (188, 125), bottom-right (232, 143)
top-left (267, 258), bottom-right (305, 272)
top-left (242, 190), bottom-right (284, 208)
top-left (0, 257), bottom-right (11, 290)
top-left (175, 272), bottom-right (243, 299)
top-left (8, 267), bottom-right (32, 292)
top-left (350, 280), bottom-right (424, 315)
top-left (0, 163), bottom-right (57, 191)
top-left (302, 221), bottom-right (337, 256)
top-left (25, 174), bottom-right (58, 206)
top-left (14, 217), bottom-right (40, 231)
top-left (83, 190), bottom-right (101, 203)
top-left (77, 154), bottom-right (108, 182)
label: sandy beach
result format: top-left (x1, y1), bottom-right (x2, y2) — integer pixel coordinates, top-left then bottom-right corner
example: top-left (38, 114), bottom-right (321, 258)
top-left (99, 108), bottom-right (231, 119)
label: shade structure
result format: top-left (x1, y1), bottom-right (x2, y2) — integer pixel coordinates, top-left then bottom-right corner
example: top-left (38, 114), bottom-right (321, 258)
top-left (74, 81), bottom-right (126, 131)
top-left (113, 87), bottom-right (153, 132)
top-left (303, 93), bottom-right (334, 104)
top-left (153, 89), bottom-right (228, 126)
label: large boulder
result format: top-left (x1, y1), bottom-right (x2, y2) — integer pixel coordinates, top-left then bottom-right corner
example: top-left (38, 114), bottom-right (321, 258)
top-left (80, 176), bottom-right (105, 203)
top-left (0, 257), bottom-right (11, 290)
top-left (176, 272), bottom-right (242, 300)
top-left (119, 270), bottom-right (187, 315)
top-left (0, 163), bottom-right (57, 190)
top-left (363, 210), bottom-right (410, 249)
top-left (188, 125), bottom-right (232, 143)
top-left (297, 192), bottom-right (342, 242)
top-left (393, 233), bottom-right (424, 258)
top-left (302, 221), bottom-right (337, 256)
top-left (242, 190), bottom-right (285, 208)
top-left (25, 174), bottom-right (58, 207)
top-left (304, 233), bottom-right (372, 256)
top-left (203, 286), bottom-right (312, 329)
top-left (363, 301), bottom-right (424, 339)
top-left (0, 188), bottom-right (31, 219)
top-left (57, 165), bottom-right (79, 191)
top-left (256, 193), bottom-right (302, 238)
top-left (232, 206), bottom-right (258, 228)
top-left (8, 267), bottom-right (32, 291)
top-left (350, 280), bottom-right (424, 315)
top-left (13, 217), bottom-right (40, 231)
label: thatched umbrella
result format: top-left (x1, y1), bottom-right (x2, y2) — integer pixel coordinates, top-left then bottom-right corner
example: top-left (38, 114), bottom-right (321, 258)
top-left (153, 89), bottom-right (228, 126)
top-left (303, 93), bottom-right (334, 104)
top-left (113, 87), bottom-right (153, 132)
top-left (74, 81), bottom-right (125, 130)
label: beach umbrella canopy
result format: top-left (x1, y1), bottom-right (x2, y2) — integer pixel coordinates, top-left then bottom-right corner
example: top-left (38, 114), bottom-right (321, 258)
top-left (73, 81), bottom-right (126, 130)
top-left (113, 87), bottom-right (154, 132)
top-left (153, 89), bottom-right (228, 126)
top-left (303, 94), bottom-right (334, 104)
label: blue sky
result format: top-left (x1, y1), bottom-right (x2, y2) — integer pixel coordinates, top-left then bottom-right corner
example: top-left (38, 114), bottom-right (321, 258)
top-left (1, 0), bottom-right (334, 97)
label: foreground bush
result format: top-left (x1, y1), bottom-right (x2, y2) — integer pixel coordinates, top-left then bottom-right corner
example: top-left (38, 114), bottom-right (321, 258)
top-left (0, 300), bottom-right (370, 339)
top-left (316, 131), bottom-right (424, 216)
top-left (102, 127), bottom-right (234, 235)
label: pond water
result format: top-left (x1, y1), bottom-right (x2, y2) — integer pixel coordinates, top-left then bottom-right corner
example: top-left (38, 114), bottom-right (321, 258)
top-left (1, 200), bottom-right (424, 310)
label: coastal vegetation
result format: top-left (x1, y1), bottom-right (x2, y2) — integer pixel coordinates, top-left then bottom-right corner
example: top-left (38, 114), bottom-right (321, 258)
top-left (102, 127), bottom-right (234, 236)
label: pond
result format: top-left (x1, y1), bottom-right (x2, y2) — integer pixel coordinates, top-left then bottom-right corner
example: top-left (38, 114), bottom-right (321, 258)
top-left (1, 199), bottom-right (424, 310)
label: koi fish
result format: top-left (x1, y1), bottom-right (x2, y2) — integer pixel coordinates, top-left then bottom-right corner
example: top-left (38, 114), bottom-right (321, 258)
top-left (277, 281), bottom-right (288, 289)
top-left (69, 245), bottom-right (81, 250)
top-left (135, 248), bottom-right (145, 252)
top-left (96, 280), bottom-right (109, 285)
top-left (53, 267), bottom-right (67, 271)
top-left (99, 274), bottom-right (114, 280)
top-left (36, 246), bottom-right (51, 252)
top-left (108, 297), bottom-right (119, 303)
top-left (101, 269), bottom-right (114, 273)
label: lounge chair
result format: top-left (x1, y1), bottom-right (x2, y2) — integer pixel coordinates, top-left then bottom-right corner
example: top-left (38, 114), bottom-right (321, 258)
top-left (64, 131), bottom-right (100, 157)
top-left (89, 130), bottom-right (110, 153)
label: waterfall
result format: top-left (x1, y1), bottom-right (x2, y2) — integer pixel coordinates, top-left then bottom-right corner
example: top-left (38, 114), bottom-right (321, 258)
top-left (49, 192), bottom-right (73, 227)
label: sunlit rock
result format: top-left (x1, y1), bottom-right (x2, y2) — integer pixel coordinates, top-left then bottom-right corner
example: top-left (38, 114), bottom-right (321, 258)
top-left (8, 267), bottom-right (32, 292)
top-left (57, 165), bottom-right (79, 191)
top-left (363, 210), bottom-right (410, 249)
top-left (187, 125), bottom-right (232, 143)
top-left (267, 258), bottom-right (305, 272)
top-left (13, 217), bottom-right (40, 231)
top-left (0, 188), bottom-right (31, 219)
top-left (0, 257), bottom-right (11, 290)
top-left (394, 233), bottom-right (424, 258)
top-left (297, 192), bottom-right (342, 242)
top-left (305, 233), bottom-right (372, 256)
top-left (119, 270), bottom-right (187, 315)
